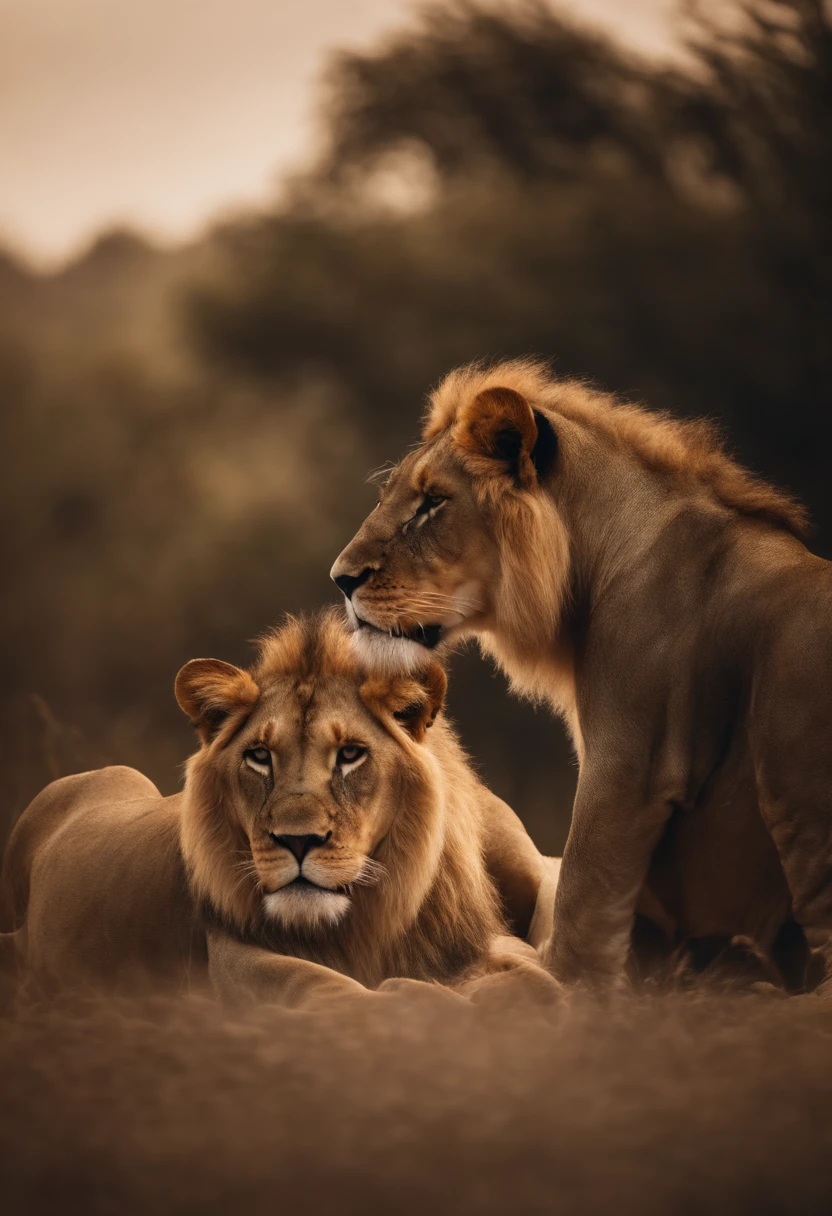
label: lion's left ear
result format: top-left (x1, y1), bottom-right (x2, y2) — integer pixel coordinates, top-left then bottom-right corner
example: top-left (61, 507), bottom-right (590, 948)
top-left (362, 662), bottom-right (447, 743)
top-left (175, 658), bottom-right (260, 745)
top-left (453, 386), bottom-right (558, 489)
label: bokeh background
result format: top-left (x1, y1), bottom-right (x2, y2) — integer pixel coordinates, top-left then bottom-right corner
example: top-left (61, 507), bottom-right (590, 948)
top-left (2, 0), bottom-right (830, 866)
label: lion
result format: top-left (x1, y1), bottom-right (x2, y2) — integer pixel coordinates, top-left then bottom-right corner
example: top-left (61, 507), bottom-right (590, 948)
top-left (2, 609), bottom-right (557, 1007)
top-left (330, 358), bottom-right (830, 993)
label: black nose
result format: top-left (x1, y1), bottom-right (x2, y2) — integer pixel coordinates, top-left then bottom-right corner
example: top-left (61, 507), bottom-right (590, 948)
top-left (273, 832), bottom-right (332, 864)
top-left (333, 568), bottom-right (372, 599)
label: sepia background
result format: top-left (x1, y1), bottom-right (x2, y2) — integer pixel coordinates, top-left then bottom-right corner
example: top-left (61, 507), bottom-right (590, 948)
top-left (2, 0), bottom-right (830, 867)
top-left (4, 6), bottom-right (832, 1213)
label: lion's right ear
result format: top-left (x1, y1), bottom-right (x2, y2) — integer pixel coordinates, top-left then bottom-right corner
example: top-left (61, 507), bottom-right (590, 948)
top-left (361, 661), bottom-right (447, 744)
top-left (453, 386), bottom-right (558, 489)
top-left (175, 659), bottom-right (260, 745)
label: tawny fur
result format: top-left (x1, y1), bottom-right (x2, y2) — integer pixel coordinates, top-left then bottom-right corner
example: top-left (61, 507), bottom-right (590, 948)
top-left (332, 359), bottom-right (831, 991)
top-left (181, 611), bottom-right (505, 988)
top-left (3, 612), bottom-right (547, 997)
top-left (425, 358), bottom-right (807, 537)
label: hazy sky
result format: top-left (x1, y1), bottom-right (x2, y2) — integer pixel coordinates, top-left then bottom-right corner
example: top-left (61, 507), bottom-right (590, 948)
top-left (0, 0), bottom-right (679, 267)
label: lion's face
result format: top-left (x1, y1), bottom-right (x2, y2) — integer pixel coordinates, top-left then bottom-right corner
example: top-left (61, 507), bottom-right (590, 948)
top-left (176, 626), bottom-right (446, 934)
top-left (331, 432), bottom-right (500, 671)
top-left (331, 376), bottom-right (563, 671)
top-left (202, 677), bottom-right (403, 931)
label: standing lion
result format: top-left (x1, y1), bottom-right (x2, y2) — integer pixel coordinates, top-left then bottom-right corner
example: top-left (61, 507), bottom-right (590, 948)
top-left (331, 359), bottom-right (830, 992)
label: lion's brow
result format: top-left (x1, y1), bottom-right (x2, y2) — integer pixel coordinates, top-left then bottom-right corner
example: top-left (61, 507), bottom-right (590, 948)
top-left (261, 720), bottom-right (280, 748)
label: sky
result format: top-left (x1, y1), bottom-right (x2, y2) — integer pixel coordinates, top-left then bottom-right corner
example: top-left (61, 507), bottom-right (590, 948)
top-left (0, 0), bottom-right (680, 268)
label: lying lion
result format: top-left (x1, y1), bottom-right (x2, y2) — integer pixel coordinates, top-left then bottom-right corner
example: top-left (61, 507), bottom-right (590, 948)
top-left (2, 610), bottom-right (558, 1007)
top-left (331, 359), bottom-right (829, 993)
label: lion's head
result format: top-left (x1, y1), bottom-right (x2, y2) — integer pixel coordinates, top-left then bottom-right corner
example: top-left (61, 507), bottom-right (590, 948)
top-left (330, 361), bottom-right (568, 678)
top-left (331, 358), bottom-right (807, 702)
top-left (176, 609), bottom-right (502, 984)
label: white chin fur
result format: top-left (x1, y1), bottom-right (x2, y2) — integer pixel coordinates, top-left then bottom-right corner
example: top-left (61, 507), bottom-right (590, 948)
top-left (263, 887), bottom-right (351, 931)
top-left (349, 626), bottom-right (433, 674)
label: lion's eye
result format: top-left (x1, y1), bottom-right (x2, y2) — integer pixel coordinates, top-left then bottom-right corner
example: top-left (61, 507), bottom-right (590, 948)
top-left (416, 492), bottom-right (446, 517)
top-left (245, 747), bottom-right (272, 776)
top-left (337, 744), bottom-right (368, 773)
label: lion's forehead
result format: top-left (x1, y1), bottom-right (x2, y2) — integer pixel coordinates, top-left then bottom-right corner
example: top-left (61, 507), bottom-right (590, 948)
top-left (244, 676), bottom-right (380, 749)
top-left (386, 435), bottom-right (458, 495)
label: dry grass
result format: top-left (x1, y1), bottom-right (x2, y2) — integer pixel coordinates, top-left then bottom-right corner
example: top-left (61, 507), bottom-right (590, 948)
top-left (3, 983), bottom-right (832, 1215)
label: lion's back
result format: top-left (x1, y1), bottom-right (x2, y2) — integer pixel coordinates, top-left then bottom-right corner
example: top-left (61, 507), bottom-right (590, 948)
top-left (4, 767), bottom-right (204, 991)
top-left (3, 767), bottom-right (161, 925)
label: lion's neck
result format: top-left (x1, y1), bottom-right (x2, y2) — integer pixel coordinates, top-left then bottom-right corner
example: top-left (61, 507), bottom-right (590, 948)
top-left (342, 752), bottom-right (505, 986)
top-left (480, 420), bottom-right (715, 758)
top-left (557, 420), bottom-right (681, 612)
top-left (250, 847), bottom-right (500, 989)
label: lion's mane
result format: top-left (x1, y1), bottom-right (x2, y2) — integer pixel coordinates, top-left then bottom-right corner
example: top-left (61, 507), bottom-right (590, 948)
top-left (181, 611), bottom-right (505, 988)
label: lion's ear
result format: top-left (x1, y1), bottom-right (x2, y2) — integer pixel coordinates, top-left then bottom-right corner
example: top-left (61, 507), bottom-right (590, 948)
top-left (453, 386), bottom-right (558, 488)
top-left (175, 659), bottom-right (260, 745)
top-left (362, 662), bottom-right (447, 743)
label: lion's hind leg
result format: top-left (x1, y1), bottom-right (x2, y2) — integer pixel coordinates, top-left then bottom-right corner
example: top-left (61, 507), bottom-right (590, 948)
top-left (750, 653), bottom-right (832, 995)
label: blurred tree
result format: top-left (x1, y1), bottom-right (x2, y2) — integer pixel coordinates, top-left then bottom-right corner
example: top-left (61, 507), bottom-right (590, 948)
top-left (3, 1), bottom-right (831, 870)
top-left (184, 0), bottom-right (831, 850)
top-left (191, 0), bottom-right (830, 504)
top-left (318, 0), bottom-right (677, 185)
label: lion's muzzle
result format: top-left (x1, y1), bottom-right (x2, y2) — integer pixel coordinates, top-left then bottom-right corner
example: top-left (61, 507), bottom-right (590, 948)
top-left (270, 831), bottom-right (332, 864)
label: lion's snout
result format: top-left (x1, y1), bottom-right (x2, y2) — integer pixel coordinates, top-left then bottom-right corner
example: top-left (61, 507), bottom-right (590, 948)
top-left (332, 566), bottom-right (372, 600)
top-left (270, 831), bottom-right (332, 864)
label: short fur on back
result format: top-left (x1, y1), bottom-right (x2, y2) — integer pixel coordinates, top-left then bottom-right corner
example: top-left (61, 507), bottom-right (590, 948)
top-left (425, 359), bottom-right (808, 537)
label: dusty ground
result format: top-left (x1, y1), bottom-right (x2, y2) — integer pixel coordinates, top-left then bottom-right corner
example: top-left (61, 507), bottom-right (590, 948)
top-left (2, 982), bottom-right (832, 1215)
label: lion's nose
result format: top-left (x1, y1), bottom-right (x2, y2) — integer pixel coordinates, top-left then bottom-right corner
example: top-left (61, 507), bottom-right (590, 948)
top-left (333, 567), bottom-right (372, 599)
top-left (273, 831), bottom-right (332, 863)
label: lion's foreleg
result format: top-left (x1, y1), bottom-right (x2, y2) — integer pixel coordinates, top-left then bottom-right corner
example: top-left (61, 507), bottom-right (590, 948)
top-left (545, 768), bottom-right (672, 988)
top-left (479, 792), bottom-right (549, 939)
top-left (207, 931), bottom-right (369, 1010)
top-left (456, 936), bottom-right (563, 1006)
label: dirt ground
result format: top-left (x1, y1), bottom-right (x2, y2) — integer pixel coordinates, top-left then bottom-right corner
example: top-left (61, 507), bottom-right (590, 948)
top-left (2, 981), bottom-right (832, 1216)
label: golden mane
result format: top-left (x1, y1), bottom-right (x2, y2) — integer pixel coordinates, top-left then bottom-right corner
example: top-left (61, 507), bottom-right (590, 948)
top-left (181, 609), bottom-right (505, 988)
top-left (424, 359), bottom-right (809, 538)
top-left (254, 607), bottom-right (358, 689)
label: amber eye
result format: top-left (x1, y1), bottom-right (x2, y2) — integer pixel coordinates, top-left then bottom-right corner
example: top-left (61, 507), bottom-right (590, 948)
top-left (244, 746), bottom-right (272, 776)
top-left (416, 492), bottom-right (446, 516)
top-left (337, 744), bottom-right (367, 770)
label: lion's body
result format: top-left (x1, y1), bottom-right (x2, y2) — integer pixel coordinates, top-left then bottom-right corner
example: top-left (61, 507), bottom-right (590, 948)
top-left (332, 360), bottom-right (831, 990)
top-left (574, 508), bottom-right (824, 981)
top-left (3, 614), bottom-right (549, 1002)
top-left (4, 769), bottom-right (201, 990)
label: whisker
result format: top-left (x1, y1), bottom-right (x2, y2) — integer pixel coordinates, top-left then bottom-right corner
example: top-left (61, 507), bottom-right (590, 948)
top-left (398, 591), bottom-right (482, 612)
top-left (386, 601), bottom-right (472, 621)
top-left (406, 600), bottom-right (471, 616)
top-left (353, 857), bottom-right (388, 887)
top-left (230, 868), bottom-right (261, 898)
top-left (366, 462), bottom-right (397, 487)
top-left (418, 594), bottom-right (482, 612)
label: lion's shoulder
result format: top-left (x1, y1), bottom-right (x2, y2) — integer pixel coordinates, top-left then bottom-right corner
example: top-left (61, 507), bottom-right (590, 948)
top-left (3, 767), bottom-right (162, 923)
top-left (4, 771), bottom-right (197, 987)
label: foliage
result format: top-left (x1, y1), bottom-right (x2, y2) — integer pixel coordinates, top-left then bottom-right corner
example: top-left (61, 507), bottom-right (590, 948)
top-left (2, 1), bottom-right (830, 867)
